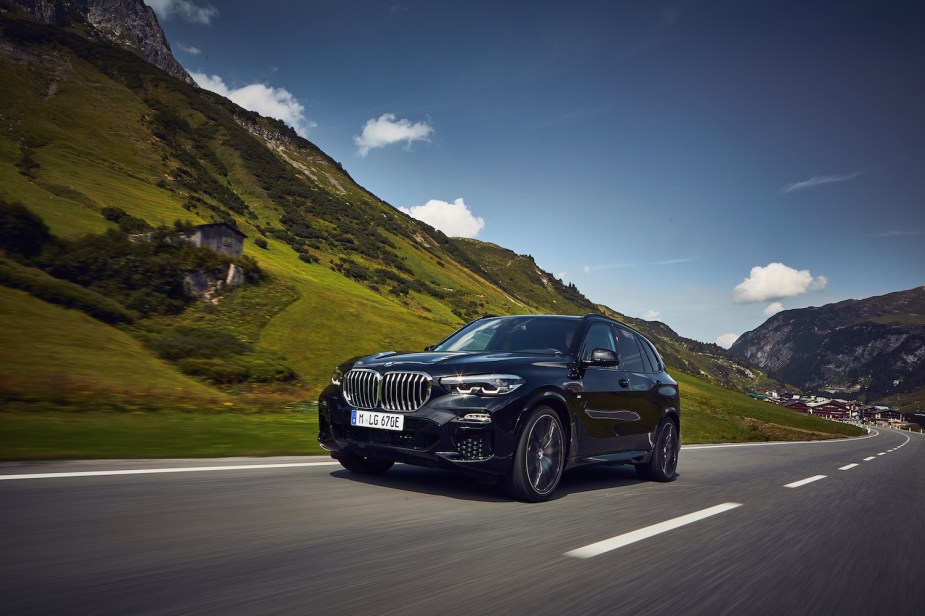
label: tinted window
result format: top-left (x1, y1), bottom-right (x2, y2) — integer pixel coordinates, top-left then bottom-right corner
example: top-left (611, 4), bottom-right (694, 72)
top-left (581, 322), bottom-right (617, 361)
top-left (615, 327), bottom-right (645, 372)
top-left (636, 335), bottom-right (655, 372)
top-left (435, 316), bottom-right (579, 354)
top-left (638, 335), bottom-right (661, 372)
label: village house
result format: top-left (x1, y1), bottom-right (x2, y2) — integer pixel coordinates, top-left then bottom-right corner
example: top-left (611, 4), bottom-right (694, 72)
top-left (807, 399), bottom-right (852, 420)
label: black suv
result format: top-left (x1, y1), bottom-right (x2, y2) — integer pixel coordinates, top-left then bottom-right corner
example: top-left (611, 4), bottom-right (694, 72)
top-left (318, 313), bottom-right (680, 501)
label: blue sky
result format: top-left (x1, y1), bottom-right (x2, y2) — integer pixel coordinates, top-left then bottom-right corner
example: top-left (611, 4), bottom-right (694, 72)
top-left (147, 0), bottom-right (925, 346)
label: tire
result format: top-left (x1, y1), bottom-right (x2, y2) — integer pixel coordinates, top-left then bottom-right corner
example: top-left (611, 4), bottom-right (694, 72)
top-left (335, 452), bottom-right (394, 475)
top-left (636, 418), bottom-right (680, 482)
top-left (507, 406), bottom-right (565, 502)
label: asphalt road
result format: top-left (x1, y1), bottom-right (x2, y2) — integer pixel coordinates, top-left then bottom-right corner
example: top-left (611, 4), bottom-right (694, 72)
top-left (1, 428), bottom-right (923, 616)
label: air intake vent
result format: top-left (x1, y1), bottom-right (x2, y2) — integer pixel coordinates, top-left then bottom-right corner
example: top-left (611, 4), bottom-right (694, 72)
top-left (343, 370), bottom-right (432, 412)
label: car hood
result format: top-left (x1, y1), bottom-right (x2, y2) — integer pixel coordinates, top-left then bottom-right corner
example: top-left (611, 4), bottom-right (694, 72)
top-left (350, 351), bottom-right (567, 372)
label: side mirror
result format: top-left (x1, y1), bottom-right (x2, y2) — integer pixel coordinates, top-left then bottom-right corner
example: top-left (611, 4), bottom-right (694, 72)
top-left (424, 345), bottom-right (436, 351)
top-left (583, 348), bottom-right (620, 367)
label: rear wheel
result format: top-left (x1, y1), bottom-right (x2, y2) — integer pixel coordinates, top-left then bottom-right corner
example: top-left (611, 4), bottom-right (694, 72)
top-left (507, 406), bottom-right (565, 502)
top-left (636, 418), bottom-right (679, 482)
top-left (335, 452), bottom-right (394, 474)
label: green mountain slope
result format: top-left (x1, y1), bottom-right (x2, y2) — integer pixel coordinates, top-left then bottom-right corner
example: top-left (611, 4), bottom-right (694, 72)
top-left (0, 5), bottom-right (779, 393)
top-left (0, 285), bottom-right (224, 408)
top-left (0, 9), bottom-right (586, 389)
top-left (0, 6), bottom-right (862, 457)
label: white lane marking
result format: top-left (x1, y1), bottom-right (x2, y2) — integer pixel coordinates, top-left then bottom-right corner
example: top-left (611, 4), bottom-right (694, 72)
top-left (564, 503), bottom-right (743, 559)
top-left (0, 461), bottom-right (341, 481)
top-left (839, 464), bottom-right (859, 470)
top-left (685, 431), bottom-right (877, 450)
top-left (864, 456), bottom-right (876, 461)
top-left (784, 475), bottom-right (826, 488)
top-left (877, 452), bottom-right (887, 456)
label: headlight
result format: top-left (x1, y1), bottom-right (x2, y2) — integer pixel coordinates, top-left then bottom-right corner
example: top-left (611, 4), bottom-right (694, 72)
top-left (440, 374), bottom-right (525, 396)
top-left (331, 367), bottom-right (343, 386)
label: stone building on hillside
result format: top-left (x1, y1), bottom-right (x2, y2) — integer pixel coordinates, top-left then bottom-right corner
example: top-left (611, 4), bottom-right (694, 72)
top-left (190, 222), bottom-right (246, 258)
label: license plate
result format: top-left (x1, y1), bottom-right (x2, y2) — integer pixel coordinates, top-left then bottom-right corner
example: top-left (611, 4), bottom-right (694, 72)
top-left (350, 409), bottom-right (404, 431)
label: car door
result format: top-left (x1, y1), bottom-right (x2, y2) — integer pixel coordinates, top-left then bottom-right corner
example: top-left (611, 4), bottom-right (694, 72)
top-left (613, 327), bottom-right (664, 438)
top-left (577, 322), bottom-right (647, 455)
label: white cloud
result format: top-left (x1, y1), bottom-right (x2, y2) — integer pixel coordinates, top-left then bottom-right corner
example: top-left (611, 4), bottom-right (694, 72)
top-left (146, 0), bottom-right (218, 25)
top-left (581, 257), bottom-right (694, 273)
top-left (780, 170), bottom-right (863, 193)
top-left (877, 228), bottom-right (925, 237)
top-left (733, 263), bottom-right (828, 303)
top-left (399, 198), bottom-right (484, 238)
top-left (355, 113), bottom-right (433, 157)
top-left (763, 302), bottom-right (784, 317)
top-left (716, 333), bottom-right (739, 349)
top-left (582, 262), bottom-right (631, 273)
top-left (642, 310), bottom-right (660, 321)
top-left (191, 72), bottom-right (314, 137)
top-left (175, 43), bottom-right (201, 55)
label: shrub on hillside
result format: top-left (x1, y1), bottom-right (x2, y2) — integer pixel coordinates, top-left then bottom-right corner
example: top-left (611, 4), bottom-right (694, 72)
top-left (0, 256), bottom-right (135, 323)
top-left (176, 357), bottom-right (249, 383)
top-left (0, 200), bottom-right (51, 259)
top-left (148, 325), bottom-right (252, 361)
top-left (149, 325), bottom-right (295, 383)
top-left (37, 224), bottom-right (258, 316)
top-left (39, 229), bottom-right (189, 315)
top-left (177, 352), bottom-right (295, 384)
top-left (100, 207), bottom-right (151, 234)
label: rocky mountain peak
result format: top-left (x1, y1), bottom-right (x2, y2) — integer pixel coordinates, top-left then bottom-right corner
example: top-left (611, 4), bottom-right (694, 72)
top-left (8, 0), bottom-right (195, 85)
top-left (729, 286), bottom-right (925, 401)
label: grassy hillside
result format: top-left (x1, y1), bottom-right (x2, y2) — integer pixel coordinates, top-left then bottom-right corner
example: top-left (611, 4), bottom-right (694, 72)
top-left (884, 387), bottom-right (925, 414)
top-left (446, 238), bottom-right (595, 314)
top-left (0, 8), bottom-right (863, 460)
top-left (0, 286), bottom-right (225, 409)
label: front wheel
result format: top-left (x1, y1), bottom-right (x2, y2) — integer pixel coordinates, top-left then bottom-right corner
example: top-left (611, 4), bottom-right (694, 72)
top-left (507, 406), bottom-right (565, 502)
top-left (636, 418), bottom-right (680, 482)
top-left (335, 452), bottom-right (394, 475)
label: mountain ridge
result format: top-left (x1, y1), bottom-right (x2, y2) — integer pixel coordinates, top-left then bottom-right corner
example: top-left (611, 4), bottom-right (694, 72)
top-left (8, 0), bottom-right (195, 84)
top-left (729, 286), bottom-right (925, 404)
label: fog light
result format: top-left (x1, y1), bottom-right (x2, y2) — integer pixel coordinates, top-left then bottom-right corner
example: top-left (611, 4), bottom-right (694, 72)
top-left (461, 412), bottom-right (492, 423)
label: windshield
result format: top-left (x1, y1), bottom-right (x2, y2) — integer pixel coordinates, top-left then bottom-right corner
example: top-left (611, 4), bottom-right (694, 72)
top-left (433, 317), bottom-right (579, 355)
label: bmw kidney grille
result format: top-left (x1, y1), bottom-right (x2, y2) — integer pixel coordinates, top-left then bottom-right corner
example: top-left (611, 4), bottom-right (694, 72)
top-left (343, 369), bottom-right (432, 412)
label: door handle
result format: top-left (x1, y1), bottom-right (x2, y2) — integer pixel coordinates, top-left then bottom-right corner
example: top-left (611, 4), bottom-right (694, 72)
top-left (619, 378), bottom-right (629, 388)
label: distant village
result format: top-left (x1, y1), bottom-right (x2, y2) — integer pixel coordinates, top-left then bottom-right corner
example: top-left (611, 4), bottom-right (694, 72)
top-left (748, 390), bottom-right (924, 431)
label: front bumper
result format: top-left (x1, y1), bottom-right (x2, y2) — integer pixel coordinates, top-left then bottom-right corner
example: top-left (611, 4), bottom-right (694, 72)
top-left (317, 386), bottom-right (523, 478)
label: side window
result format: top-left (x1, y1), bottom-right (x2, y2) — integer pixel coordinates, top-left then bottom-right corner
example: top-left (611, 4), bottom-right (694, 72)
top-left (636, 335), bottom-right (655, 373)
top-left (638, 336), bottom-right (662, 372)
top-left (614, 328), bottom-right (646, 372)
top-left (581, 322), bottom-right (617, 361)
